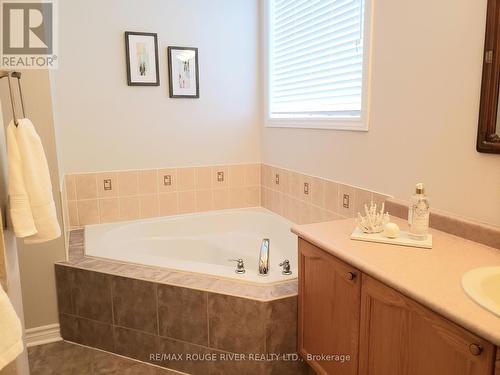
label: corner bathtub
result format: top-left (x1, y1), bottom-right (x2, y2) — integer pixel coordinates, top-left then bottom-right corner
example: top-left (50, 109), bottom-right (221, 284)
top-left (84, 207), bottom-right (298, 284)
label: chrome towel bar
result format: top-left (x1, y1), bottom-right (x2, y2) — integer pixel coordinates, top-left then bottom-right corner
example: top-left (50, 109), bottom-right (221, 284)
top-left (0, 70), bottom-right (26, 127)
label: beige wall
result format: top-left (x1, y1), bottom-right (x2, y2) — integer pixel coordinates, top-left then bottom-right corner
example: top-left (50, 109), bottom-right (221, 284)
top-left (0, 70), bottom-right (66, 330)
top-left (52, 0), bottom-right (261, 175)
top-left (261, 0), bottom-right (500, 227)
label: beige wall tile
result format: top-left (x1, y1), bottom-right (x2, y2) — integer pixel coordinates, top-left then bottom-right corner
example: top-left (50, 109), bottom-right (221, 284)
top-left (229, 187), bottom-right (246, 208)
top-left (118, 171), bottom-right (139, 196)
top-left (213, 188), bottom-right (229, 210)
top-left (298, 201), bottom-right (313, 224)
top-left (77, 199), bottom-right (99, 225)
top-left (159, 193), bottom-right (178, 216)
top-left (196, 190), bottom-right (213, 212)
top-left (261, 164), bottom-right (272, 189)
top-left (178, 191), bottom-right (196, 213)
top-left (287, 198), bottom-right (300, 223)
top-left (96, 172), bottom-right (118, 198)
top-left (65, 175), bottom-right (77, 201)
top-left (139, 195), bottom-right (159, 218)
top-left (245, 164), bottom-right (261, 186)
top-left (324, 181), bottom-right (339, 212)
top-left (75, 174), bottom-right (97, 200)
top-left (177, 168), bottom-right (195, 191)
top-left (355, 189), bottom-right (374, 215)
top-left (276, 168), bottom-right (290, 195)
top-left (158, 168), bottom-right (177, 193)
top-left (310, 177), bottom-right (325, 207)
top-left (139, 170), bottom-right (158, 195)
top-left (372, 193), bottom-right (389, 209)
top-left (119, 196), bottom-right (140, 221)
top-left (212, 166), bottom-right (228, 188)
top-left (228, 165), bottom-right (246, 187)
top-left (68, 200), bottom-right (79, 227)
top-left (289, 171), bottom-right (302, 199)
top-left (261, 187), bottom-right (270, 209)
top-left (195, 167), bottom-right (212, 190)
top-left (247, 186), bottom-right (261, 207)
top-left (99, 198), bottom-right (120, 223)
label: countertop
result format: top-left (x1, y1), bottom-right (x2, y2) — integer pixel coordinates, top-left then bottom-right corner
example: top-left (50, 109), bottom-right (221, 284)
top-left (291, 218), bottom-right (500, 346)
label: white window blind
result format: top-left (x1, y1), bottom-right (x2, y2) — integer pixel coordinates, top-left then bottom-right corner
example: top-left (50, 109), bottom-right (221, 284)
top-left (268, 0), bottom-right (367, 123)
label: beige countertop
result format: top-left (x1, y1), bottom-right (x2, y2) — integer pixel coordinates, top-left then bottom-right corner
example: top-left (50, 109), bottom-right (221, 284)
top-left (291, 218), bottom-right (500, 346)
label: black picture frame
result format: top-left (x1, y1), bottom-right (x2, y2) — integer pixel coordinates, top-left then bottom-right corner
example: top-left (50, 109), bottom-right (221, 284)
top-left (167, 46), bottom-right (200, 98)
top-left (125, 31), bottom-right (160, 86)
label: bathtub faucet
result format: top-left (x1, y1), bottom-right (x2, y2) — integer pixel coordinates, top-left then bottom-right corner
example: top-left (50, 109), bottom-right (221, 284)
top-left (259, 239), bottom-right (270, 276)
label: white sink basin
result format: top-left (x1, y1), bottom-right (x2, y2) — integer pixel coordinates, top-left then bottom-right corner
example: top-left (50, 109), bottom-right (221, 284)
top-left (462, 266), bottom-right (500, 317)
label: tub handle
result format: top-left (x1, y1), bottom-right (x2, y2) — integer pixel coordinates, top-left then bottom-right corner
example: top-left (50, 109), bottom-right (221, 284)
top-left (279, 260), bottom-right (292, 275)
top-left (228, 259), bottom-right (246, 274)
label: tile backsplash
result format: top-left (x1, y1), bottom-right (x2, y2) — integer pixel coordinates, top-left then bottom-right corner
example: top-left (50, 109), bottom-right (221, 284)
top-left (261, 165), bottom-right (389, 225)
top-left (64, 164), bottom-right (261, 228)
top-left (63, 163), bottom-right (389, 229)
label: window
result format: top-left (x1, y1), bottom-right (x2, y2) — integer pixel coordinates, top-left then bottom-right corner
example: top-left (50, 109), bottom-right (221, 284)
top-left (266, 0), bottom-right (372, 130)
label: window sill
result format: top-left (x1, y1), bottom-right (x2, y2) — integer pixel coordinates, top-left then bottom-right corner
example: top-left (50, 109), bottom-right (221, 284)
top-left (265, 118), bottom-right (369, 132)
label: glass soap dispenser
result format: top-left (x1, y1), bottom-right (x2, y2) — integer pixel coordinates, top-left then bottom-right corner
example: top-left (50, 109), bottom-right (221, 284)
top-left (408, 183), bottom-right (430, 240)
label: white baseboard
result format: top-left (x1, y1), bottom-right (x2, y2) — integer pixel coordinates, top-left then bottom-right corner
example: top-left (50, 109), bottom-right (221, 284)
top-left (25, 323), bottom-right (62, 348)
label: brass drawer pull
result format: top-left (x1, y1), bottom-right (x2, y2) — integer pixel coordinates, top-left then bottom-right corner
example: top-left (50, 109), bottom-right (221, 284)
top-left (469, 344), bottom-right (483, 356)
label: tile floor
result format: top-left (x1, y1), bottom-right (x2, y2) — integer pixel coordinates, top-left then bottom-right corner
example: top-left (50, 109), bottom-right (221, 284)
top-left (28, 340), bottom-right (178, 375)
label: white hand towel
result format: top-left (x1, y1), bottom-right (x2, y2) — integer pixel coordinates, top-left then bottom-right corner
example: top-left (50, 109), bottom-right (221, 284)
top-left (7, 119), bottom-right (61, 243)
top-left (0, 284), bottom-right (23, 371)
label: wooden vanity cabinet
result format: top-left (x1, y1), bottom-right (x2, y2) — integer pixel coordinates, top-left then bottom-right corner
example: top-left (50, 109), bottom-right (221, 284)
top-left (298, 239), bottom-right (361, 375)
top-left (298, 239), bottom-right (497, 375)
top-left (359, 275), bottom-right (495, 375)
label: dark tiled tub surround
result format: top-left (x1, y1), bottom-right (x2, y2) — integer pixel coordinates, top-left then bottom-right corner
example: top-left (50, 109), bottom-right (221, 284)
top-left (55, 230), bottom-right (307, 374)
top-left (28, 340), bottom-right (177, 375)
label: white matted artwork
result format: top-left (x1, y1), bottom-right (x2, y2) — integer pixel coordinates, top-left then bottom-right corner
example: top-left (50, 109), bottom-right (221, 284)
top-left (167, 46), bottom-right (199, 98)
top-left (125, 32), bottom-right (160, 86)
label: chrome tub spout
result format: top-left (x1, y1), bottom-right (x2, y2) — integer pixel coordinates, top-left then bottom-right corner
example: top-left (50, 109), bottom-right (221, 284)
top-left (259, 239), bottom-right (270, 276)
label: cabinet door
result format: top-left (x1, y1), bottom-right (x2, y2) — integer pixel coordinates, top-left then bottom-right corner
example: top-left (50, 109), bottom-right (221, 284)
top-left (359, 275), bottom-right (495, 375)
top-left (298, 239), bottom-right (361, 375)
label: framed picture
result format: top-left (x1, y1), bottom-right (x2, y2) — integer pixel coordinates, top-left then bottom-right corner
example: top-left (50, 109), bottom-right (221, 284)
top-left (167, 46), bottom-right (199, 98)
top-left (125, 32), bottom-right (160, 86)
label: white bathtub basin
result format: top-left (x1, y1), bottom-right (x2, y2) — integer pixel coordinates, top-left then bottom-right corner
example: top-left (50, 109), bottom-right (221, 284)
top-left (84, 207), bottom-right (298, 284)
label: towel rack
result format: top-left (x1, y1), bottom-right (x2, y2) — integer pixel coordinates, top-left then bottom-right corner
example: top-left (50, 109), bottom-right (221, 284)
top-left (0, 70), bottom-right (25, 127)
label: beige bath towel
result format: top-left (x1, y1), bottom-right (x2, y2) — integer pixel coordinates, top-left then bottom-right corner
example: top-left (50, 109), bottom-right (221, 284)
top-left (7, 119), bottom-right (61, 243)
top-left (0, 284), bottom-right (23, 371)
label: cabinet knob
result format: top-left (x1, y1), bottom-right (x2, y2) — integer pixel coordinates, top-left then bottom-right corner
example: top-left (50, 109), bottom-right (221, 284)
top-left (469, 344), bottom-right (483, 356)
top-left (346, 272), bottom-right (357, 280)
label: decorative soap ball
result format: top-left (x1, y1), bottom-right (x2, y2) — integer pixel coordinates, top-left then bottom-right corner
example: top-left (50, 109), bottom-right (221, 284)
top-left (383, 222), bottom-right (400, 238)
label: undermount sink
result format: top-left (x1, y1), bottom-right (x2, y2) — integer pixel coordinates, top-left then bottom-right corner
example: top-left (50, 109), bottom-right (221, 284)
top-left (462, 266), bottom-right (500, 317)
